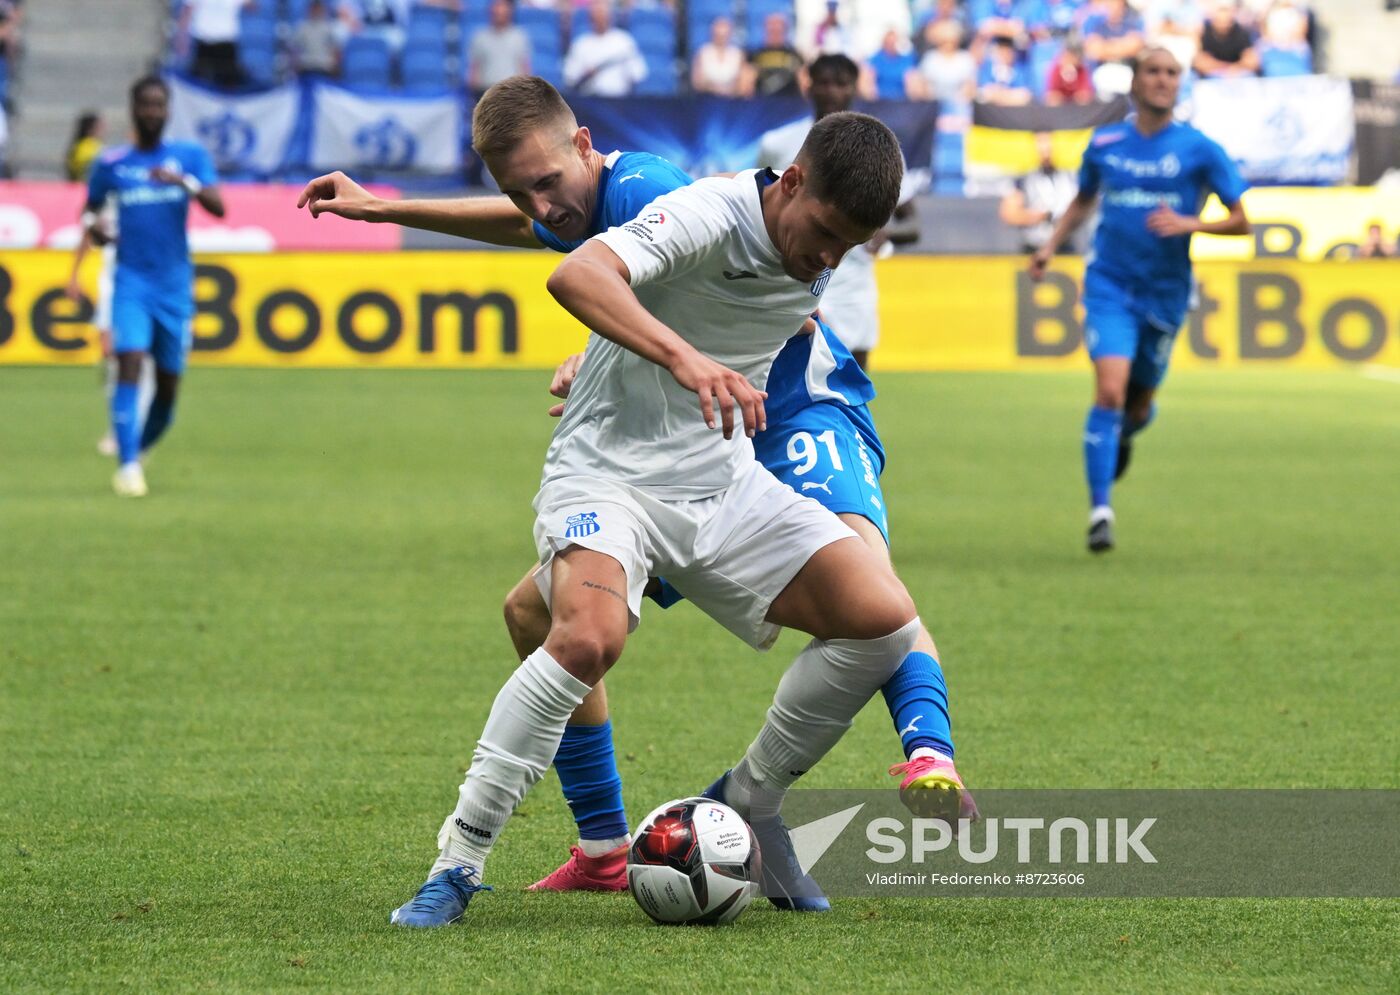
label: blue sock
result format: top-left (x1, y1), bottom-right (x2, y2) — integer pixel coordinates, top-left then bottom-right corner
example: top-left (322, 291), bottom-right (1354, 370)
top-left (139, 394), bottom-right (175, 452)
top-left (111, 382), bottom-right (141, 465)
top-left (553, 720), bottom-right (629, 842)
top-left (1125, 401), bottom-right (1157, 440)
top-left (1083, 405), bottom-right (1123, 508)
top-left (881, 652), bottom-right (954, 759)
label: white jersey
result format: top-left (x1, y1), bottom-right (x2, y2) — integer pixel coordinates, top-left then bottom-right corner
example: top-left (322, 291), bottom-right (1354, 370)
top-left (756, 116), bottom-right (879, 350)
top-left (541, 171), bottom-right (830, 500)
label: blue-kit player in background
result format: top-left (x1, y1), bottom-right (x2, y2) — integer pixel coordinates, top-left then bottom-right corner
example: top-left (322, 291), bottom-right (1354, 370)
top-left (84, 75), bottom-right (224, 498)
top-left (297, 75), bottom-right (973, 924)
top-left (1030, 47), bottom-right (1250, 553)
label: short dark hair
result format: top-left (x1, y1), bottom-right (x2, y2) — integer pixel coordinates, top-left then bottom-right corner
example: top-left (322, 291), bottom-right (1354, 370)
top-left (472, 75), bottom-right (577, 160)
top-left (796, 111), bottom-right (903, 230)
top-left (130, 75), bottom-right (170, 104)
top-left (808, 53), bottom-right (859, 84)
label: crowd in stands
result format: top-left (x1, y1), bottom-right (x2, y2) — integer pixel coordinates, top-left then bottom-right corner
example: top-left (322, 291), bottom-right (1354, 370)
top-left (166, 1), bottom-right (1324, 100)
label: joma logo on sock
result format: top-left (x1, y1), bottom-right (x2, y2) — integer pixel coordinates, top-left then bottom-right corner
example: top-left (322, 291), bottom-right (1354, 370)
top-left (454, 817), bottom-right (493, 840)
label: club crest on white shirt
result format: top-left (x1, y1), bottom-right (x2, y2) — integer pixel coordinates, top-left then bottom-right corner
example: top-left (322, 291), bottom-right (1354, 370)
top-left (810, 269), bottom-right (832, 296)
top-left (564, 511), bottom-right (600, 538)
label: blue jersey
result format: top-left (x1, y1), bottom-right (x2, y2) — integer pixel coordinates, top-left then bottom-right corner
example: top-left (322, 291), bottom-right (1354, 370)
top-left (85, 141), bottom-right (217, 291)
top-left (1079, 120), bottom-right (1247, 322)
top-left (538, 149), bottom-right (877, 424)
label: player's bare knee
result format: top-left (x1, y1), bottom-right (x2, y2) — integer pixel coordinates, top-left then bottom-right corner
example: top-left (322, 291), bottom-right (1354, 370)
top-left (544, 622), bottom-right (622, 685)
top-left (1095, 384), bottom-right (1126, 410)
top-left (115, 352), bottom-right (143, 383)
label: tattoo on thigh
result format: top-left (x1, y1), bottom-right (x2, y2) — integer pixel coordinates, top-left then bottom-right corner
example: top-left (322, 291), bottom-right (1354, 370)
top-left (581, 580), bottom-right (625, 604)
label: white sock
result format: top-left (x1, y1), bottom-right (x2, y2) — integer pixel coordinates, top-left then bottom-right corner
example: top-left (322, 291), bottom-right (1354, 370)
top-left (430, 648), bottom-right (590, 879)
top-left (732, 617), bottom-right (922, 819)
top-left (578, 835), bottom-right (630, 858)
top-left (909, 747), bottom-right (952, 764)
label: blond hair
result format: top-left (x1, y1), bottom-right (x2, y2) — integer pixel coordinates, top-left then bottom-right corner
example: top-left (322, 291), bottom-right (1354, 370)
top-left (471, 76), bottom-right (578, 160)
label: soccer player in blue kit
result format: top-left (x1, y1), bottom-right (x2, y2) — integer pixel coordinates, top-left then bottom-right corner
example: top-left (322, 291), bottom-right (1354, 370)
top-left (84, 76), bottom-right (224, 497)
top-left (1031, 48), bottom-right (1251, 552)
top-left (299, 77), bottom-right (973, 921)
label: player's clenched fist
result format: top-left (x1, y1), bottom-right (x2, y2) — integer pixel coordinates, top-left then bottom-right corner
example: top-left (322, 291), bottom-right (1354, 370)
top-left (668, 349), bottom-right (767, 440)
top-left (296, 171), bottom-right (378, 221)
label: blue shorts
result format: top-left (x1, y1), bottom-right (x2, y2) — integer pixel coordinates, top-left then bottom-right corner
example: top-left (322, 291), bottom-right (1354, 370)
top-left (1083, 273), bottom-right (1186, 389)
top-left (111, 276), bottom-right (193, 374)
top-left (753, 400), bottom-right (890, 544)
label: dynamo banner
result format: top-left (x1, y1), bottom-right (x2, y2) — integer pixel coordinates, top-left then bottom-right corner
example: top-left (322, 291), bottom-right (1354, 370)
top-left (309, 83), bottom-right (462, 174)
top-left (166, 75), bottom-right (299, 178)
top-left (568, 96), bottom-right (938, 183)
top-left (1190, 75), bottom-right (1354, 185)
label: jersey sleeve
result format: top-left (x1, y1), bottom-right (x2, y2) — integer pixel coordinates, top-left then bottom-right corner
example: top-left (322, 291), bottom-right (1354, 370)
top-left (1202, 136), bottom-right (1248, 208)
top-left (188, 144), bottom-right (219, 187)
top-left (591, 184), bottom-right (725, 288)
top-left (1077, 140), bottom-right (1102, 197)
top-left (85, 159), bottom-right (113, 211)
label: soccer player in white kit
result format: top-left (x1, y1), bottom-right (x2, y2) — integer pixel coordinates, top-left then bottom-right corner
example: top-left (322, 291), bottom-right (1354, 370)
top-left (390, 112), bottom-right (930, 926)
top-left (757, 53), bottom-right (906, 369)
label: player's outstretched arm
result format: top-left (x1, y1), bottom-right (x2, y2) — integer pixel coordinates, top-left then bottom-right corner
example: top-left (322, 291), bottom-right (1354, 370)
top-left (296, 171), bottom-right (541, 248)
top-left (547, 242), bottom-right (766, 439)
top-left (1029, 191), bottom-right (1095, 280)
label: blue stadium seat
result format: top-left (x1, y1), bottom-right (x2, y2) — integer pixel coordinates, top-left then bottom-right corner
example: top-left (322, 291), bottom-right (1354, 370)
top-left (631, 24), bottom-right (677, 57)
top-left (402, 44), bottom-right (452, 92)
top-left (629, 7), bottom-right (677, 36)
top-left (343, 34), bottom-right (394, 89)
top-left (533, 51), bottom-right (564, 86)
top-left (635, 58), bottom-right (678, 96)
top-left (517, 7), bottom-right (563, 58)
top-left (1028, 38), bottom-right (1061, 102)
top-left (240, 39), bottom-right (279, 85)
top-left (239, 6), bottom-right (279, 46)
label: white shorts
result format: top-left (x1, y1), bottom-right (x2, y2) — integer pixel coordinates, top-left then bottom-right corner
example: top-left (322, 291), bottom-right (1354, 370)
top-left (532, 460), bottom-right (857, 650)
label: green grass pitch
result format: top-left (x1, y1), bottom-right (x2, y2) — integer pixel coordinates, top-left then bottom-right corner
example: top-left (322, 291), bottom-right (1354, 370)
top-left (2, 366), bottom-right (1396, 993)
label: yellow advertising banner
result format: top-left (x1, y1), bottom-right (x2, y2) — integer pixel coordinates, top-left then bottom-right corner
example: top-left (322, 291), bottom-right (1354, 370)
top-left (1194, 187), bottom-right (1400, 261)
top-left (1, 250), bottom-right (1396, 371)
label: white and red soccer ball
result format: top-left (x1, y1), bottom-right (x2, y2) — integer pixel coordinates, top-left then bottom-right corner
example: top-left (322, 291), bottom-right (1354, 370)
top-left (627, 797), bottom-right (760, 925)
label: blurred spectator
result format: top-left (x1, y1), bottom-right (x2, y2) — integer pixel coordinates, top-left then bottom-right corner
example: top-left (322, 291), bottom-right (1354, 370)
top-left (65, 111), bottom-right (104, 182)
top-left (292, 0), bottom-right (342, 78)
top-left (468, 0), bottom-right (531, 94)
top-left (971, 0), bottom-right (1037, 44)
top-left (978, 35), bottom-right (1031, 104)
top-left (339, 0), bottom-right (459, 53)
top-left (999, 132), bottom-right (1077, 253)
top-left (749, 13), bottom-right (805, 98)
top-left (849, 0), bottom-right (914, 58)
top-left (1142, 0), bottom-right (1201, 70)
top-left (1044, 37), bottom-right (1093, 105)
top-left (811, 1), bottom-right (855, 59)
top-left (0, 0), bottom-right (23, 60)
top-left (339, 0), bottom-right (406, 53)
top-left (1042, 0), bottom-right (1088, 39)
top-left (1082, 0), bottom-right (1144, 66)
top-left (1193, 1), bottom-right (1258, 78)
top-left (1258, 0), bottom-right (1311, 77)
top-left (916, 18), bottom-right (976, 104)
top-left (181, 0), bottom-right (252, 88)
top-left (1356, 223), bottom-right (1394, 259)
top-left (563, 2), bottom-right (646, 96)
top-left (914, 0), bottom-right (970, 53)
top-left (692, 16), bottom-right (751, 97)
top-left (863, 28), bottom-right (919, 100)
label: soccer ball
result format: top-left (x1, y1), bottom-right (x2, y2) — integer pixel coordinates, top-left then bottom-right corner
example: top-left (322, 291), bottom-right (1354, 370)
top-left (627, 797), bottom-right (761, 925)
